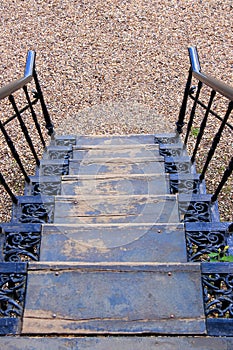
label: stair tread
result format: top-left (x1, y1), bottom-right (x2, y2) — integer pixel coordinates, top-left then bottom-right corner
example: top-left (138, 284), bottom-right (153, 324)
top-left (61, 173), bottom-right (169, 196)
top-left (73, 143), bottom-right (159, 150)
top-left (76, 134), bottom-right (157, 146)
top-left (54, 194), bottom-right (179, 224)
top-left (22, 262), bottom-right (205, 335)
top-left (73, 148), bottom-right (160, 160)
top-left (40, 223), bottom-right (187, 262)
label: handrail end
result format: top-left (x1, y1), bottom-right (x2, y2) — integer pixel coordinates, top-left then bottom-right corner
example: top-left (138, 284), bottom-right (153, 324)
top-left (24, 50), bottom-right (36, 77)
top-left (188, 46), bottom-right (201, 73)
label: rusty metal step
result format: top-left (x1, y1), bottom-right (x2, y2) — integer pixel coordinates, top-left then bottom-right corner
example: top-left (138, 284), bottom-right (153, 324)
top-left (40, 223), bottom-right (186, 262)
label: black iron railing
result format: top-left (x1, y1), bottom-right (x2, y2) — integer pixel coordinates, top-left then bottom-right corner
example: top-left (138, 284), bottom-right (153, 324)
top-left (0, 51), bottom-right (54, 205)
top-left (176, 46), bottom-right (233, 204)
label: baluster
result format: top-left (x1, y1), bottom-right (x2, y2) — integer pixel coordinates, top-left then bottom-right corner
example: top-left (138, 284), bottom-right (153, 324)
top-left (23, 86), bottom-right (46, 147)
top-left (33, 69), bottom-right (54, 137)
top-left (200, 101), bottom-right (233, 182)
top-left (0, 172), bottom-right (18, 204)
top-left (184, 81), bottom-right (203, 146)
top-left (191, 89), bottom-right (216, 163)
top-left (176, 67), bottom-right (193, 134)
top-left (211, 157), bottom-right (233, 203)
top-left (9, 94), bottom-right (40, 167)
top-left (0, 120), bottom-right (30, 183)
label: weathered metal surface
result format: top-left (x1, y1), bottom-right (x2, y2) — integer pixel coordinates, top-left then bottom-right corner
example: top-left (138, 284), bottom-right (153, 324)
top-left (43, 146), bottom-right (72, 160)
top-left (73, 147), bottom-right (160, 160)
top-left (76, 134), bottom-right (156, 146)
top-left (0, 336), bottom-right (232, 349)
top-left (61, 174), bottom-right (169, 196)
top-left (69, 157), bottom-right (165, 176)
top-left (55, 135), bottom-right (76, 146)
top-left (39, 159), bottom-right (69, 176)
top-left (40, 223), bottom-right (186, 262)
top-left (54, 195), bottom-right (179, 224)
top-left (22, 262), bottom-right (205, 334)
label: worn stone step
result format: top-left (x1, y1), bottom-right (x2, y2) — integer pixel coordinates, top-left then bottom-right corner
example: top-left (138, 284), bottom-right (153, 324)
top-left (61, 174), bottom-right (169, 196)
top-left (76, 134), bottom-right (157, 146)
top-left (40, 223), bottom-right (186, 262)
top-left (54, 194), bottom-right (179, 224)
top-left (22, 262), bottom-right (205, 335)
top-left (73, 146), bottom-right (160, 160)
top-left (69, 157), bottom-right (165, 176)
top-left (0, 336), bottom-right (232, 349)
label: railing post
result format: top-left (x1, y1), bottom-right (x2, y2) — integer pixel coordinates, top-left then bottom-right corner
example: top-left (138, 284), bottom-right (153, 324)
top-left (0, 172), bottom-right (18, 204)
top-left (211, 157), bottom-right (233, 203)
top-left (200, 101), bottom-right (233, 182)
top-left (176, 67), bottom-right (192, 134)
top-left (33, 69), bottom-right (54, 137)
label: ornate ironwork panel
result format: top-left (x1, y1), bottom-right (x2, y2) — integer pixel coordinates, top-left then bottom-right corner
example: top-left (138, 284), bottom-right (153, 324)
top-left (170, 178), bottom-right (200, 194)
top-left (4, 231), bottom-right (40, 262)
top-left (56, 139), bottom-right (76, 146)
top-left (160, 148), bottom-right (184, 157)
top-left (0, 273), bottom-right (26, 317)
top-left (47, 150), bottom-right (72, 160)
top-left (165, 161), bottom-right (190, 174)
top-left (154, 136), bottom-right (178, 144)
top-left (179, 201), bottom-right (211, 222)
top-left (186, 229), bottom-right (227, 262)
top-left (41, 163), bottom-right (69, 176)
top-left (32, 182), bottom-right (61, 196)
top-left (202, 272), bottom-right (233, 318)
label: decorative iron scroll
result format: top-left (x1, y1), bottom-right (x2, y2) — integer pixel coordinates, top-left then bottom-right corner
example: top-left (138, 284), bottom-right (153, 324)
top-left (160, 148), bottom-right (184, 157)
top-left (16, 202), bottom-right (54, 224)
top-left (165, 161), bottom-right (190, 174)
top-left (202, 273), bottom-right (233, 318)
top-left (56, 139), bottom-right (76, 146)
top-left (0, 273), bottom-right (26, 317)
top-left (179, 201), bottom-right (211, 222)
top-left (186, 229), bottom-right (227, 262)
top-left (170, 178), bottom-right (200, 194)
top-left (48, 150), bottom-right (72, 160)
top-left (41, 163), bottom-right (69, 176)
top-left (4, 231), bottom-right (40, 262)
top-left (32, 182), bottom-right (61, 196)
top-left (154, 136), bottom-right (178, 144)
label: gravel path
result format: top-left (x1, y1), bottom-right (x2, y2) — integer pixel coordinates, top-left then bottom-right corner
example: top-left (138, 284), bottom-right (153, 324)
top-left (0, 0), bottom-right (232, 221)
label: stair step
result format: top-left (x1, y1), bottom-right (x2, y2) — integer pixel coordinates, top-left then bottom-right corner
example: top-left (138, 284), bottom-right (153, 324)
top-left (22, 262), bottom-right (205, 335)
top-left (73, 146), bottom-right (160, 160)
top-left (73, 143), bottom-right (159, 150)
top-left (54, 194), bottom-right (179, 224)
top-left (40, 223), bottom-right (186, 262)
top-left (69, 157), bottom-right (165, 175)
top-left (0, 336), bottom-right (232, 349)
top-left (76, 134), bottom-right (157, 146)
top-left (61, 174), bottom-right (169, 196)
top-left (154, 133), bottom-right (181, 144)
top-left (164, 156), bottom-right (192, 174)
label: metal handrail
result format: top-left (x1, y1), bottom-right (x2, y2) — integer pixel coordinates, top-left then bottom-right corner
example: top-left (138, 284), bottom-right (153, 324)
top-left (188, 46), bottom-right (233, 101)
top-left (0, 51), bottom-right (36, 100)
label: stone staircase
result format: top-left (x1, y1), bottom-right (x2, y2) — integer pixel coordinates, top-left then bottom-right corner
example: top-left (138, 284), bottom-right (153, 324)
top-left (1, 132), bottom-right (233, 348)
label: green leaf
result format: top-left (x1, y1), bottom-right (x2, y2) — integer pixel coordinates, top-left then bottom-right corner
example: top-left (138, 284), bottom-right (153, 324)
top-left (208, 253), bottom-right (219, 258)
top-left (221, 256), bottom-right (233, 262)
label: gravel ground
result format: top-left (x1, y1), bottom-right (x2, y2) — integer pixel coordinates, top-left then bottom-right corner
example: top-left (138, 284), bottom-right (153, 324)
top-left (0, 0), bottom-right (232, 222)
